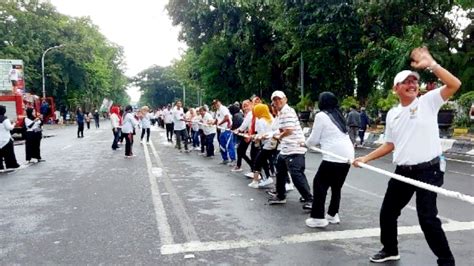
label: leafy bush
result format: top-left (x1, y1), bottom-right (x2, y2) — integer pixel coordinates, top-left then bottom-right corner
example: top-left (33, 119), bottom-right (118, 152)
top-left (295, 93), bottom-right (313, 112)
top-left (341, 96), bottom-right (359, 111)
top-left (377, 92), bottom-right (399, 111)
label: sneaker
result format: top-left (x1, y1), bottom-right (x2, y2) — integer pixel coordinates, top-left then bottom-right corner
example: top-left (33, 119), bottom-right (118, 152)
top-left (326, 213), bottom-right (340, 224)
top-left (268, 195), bottom-right (286, 205)
top-left (266, 190), bottom-right (277, 197)
top-left (302, 202), bottom-right (312, 210)
top-left (140, 140), bottom-right (143, 144)
top-left (285, 183), bottom-right (295, 191)
top-left (258, 177), bottom-right (274, 188)
top-left (244, 172), bottom-right (254, 178)
top-left (305, 218), bottom-right (329, 228)
top-left (369, 250), bottom-right (400, 263)
top-left (299, 197), bottom-right (311, 203)
top-left (219, 160), bottom-right (230, 165)
top-left (248, 180), bottom-right (259, 189)
top-left (184, 149), bottom-right (191, 153)
top-left (194, 147), bottom-right (201, 151)
top-left (231, 167), bottom-right (243, 172)
top-left (227, 160), bottom-right (236, 167)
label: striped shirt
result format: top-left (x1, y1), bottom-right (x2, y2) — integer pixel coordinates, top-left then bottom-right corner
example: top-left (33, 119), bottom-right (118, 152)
top-left (278, 104), bottom-right (306, 155)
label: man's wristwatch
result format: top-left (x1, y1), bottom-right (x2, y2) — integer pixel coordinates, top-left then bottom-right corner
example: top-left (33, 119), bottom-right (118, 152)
top-left (426, 62), bottom-right (440, 73)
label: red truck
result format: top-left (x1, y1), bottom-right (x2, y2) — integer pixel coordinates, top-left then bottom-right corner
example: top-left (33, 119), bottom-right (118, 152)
top-left (0, 59), bottom-right (56, 138)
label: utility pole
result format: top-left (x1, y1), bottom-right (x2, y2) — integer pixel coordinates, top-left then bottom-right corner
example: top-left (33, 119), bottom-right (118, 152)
top-left (42, 44), bottom-right (63, 99)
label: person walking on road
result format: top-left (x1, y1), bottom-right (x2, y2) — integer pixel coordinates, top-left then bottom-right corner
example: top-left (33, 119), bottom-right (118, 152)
top-left (76, 107), bottom-right (85, 138)
top-left (110, 106), bottom-right (122, 150)
top-left (85, 111), bottom-right (92, 130)
top-left (0, 105), bottom-right (20, 171)
top-left (172, 100), bottom-right (189, 152)
top-left (268, 90), bottom-right (313, 206)
top-left (346, 105), bottom-right (361, 147)
top-left (304, 92), bottom-right (354, 228)
top-left (358, 107), bottom-right (370, 146)
top-left (163, 105), bottom-right (174, 142)
top-left (199, 106), bottom-right (216, 157)
top-left (93, 109), bottom-right (100, 129)
top-left (140, 106), bottom-right (153, 144)
top-left (121, 105), bottom-right (138, 158)
top-left (24, 107), bottom-right (43, 163)
top-left (353, 47), bottom-right (461, 265)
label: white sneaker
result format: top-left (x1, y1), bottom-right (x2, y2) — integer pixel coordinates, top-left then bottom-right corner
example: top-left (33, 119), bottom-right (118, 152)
top-left (258, 177), bottom-right (274, 188)
top-left (285, 183), bottom-right (295, 191)
top-left (245, 172), bottom-right (254, 178)
top-left (325, 213), bottom-right (340, 224)
top-left (231, 167), bottom-right (243, 172)
top-left (140, 140), bottom-right (143, 144)
top-left (305, 218), bottom-right (329, 228)
top-left (248, 180), bottom-right (259, 189)
top-left (194, 147), bottom-right (201, 151)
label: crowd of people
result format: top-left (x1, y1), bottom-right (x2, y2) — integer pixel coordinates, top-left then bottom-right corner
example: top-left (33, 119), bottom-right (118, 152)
top-left (0, 47), bottom-right (462, 265)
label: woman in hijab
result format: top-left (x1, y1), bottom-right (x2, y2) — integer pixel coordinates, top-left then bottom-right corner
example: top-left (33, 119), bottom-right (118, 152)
top-left (0, 105), bottom-right (20, 171)
top-left (304, 92), bottom-right (354, 228)
top-left (24, 107), bottom-right (43, 163)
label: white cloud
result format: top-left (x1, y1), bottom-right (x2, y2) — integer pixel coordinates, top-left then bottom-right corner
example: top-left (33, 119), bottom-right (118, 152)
top-left (49, 0), bottom-right (186, 102)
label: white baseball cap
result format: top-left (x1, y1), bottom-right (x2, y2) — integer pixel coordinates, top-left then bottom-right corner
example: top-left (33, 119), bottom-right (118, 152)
top-left (393, 70), bottom-right (420, 86)
top-left (271, 90), bottom-right (286, 100)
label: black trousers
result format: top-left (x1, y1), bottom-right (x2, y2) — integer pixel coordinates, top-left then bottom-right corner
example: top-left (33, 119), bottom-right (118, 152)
top-left (25, 131), bottom-right (42, 161)
top-left (112, 128), bottom-right (121, 150)
top-left (236, 138), bottom-right (252, 168)
top-left (380, 163), bottom-right (454, 265)
top-left (254, 148), bottom-right (273, 179)
top-left (275, 153), bottom-right (312, 201)
top-left (310, 160), bottom-right (350, 219)
top-left (124, 133), bottom-right (133, 156)
top-left (0, 139), bottom-right (20, 169)
top-left (141, 128), bottom-right (150, 142)
top-left (199, 129), bottom-right (206, 153)
top-left (165, 123), bottom-right (174, 141)
top-left (174, 129), bottom-right (188, 150)
top-left (77, 122), bottom-right (84, 137)
top-left (205, 133), bottom-right (215, 156)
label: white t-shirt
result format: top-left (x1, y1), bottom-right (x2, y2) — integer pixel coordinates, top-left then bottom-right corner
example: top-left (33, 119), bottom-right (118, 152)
top-left (385, 88), bottom-right (445, 165)
top-left (306, 112), bottom-right (354, 163)
top-left (172, 107), bottom-right (186, 130)
top-left (255, 118), bottom-right (275, 150)
top-left (216, 105), bottom-right (232, 129)
top-left (121, 113), bottom-right (138, 134)
top-left (110, 113), bottom-right (120, 129)
top-left (278, 104), bottom-right (306, 155)
top-left (238, 112), bottom-right (253, 131)
top-left (140, 112), bottom-right (153, 129)
top-left (191, 115), bottom-right (200, 131)
top-left (201, 112), bottom-right (216, 135)
top-left (9, 69), bottom-right (19, 81)
top-left (163, 109), bottom-right (173, 124)
top-left (0, 118), bottom-right (14, 149)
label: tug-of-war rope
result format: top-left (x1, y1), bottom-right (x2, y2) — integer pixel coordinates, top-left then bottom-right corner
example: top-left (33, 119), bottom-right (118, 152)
top-left (192, 121), bottom-right (474, 205)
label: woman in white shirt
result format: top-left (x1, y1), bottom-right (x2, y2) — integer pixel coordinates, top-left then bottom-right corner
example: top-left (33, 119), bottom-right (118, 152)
top-left (140, 106), bottom-right (153, 144)
top-left (121, 105), bottom-right (139, 158)
top-left (24, 107), bottom-right (43, 163)
top-left (0, 105), bottom-right (20, 170)
top-left (304, 92), bottom-right (354, 228)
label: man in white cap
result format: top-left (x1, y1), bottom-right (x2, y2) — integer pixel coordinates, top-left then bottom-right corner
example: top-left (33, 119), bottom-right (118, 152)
top-left (269, 90), bottom-right (313, 205)
top-left (354, 47), bottom-right (461, 265)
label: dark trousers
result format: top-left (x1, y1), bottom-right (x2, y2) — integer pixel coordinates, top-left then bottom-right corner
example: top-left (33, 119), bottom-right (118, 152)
top-left (0, 139), bottom-right (20, 169)
top-left (358, 129), bottom-right (366, 145)
top-left (236, 138), bottom-right (252, 168)
top-left (310, 160), bottom-right (350, 219)
top-left (124, 133), bottom-right (133, 156)
top-left (380, 163), bottom-right (454, 265)
top-left (275, 153), bottom-right (312, 201)
top-left (94, 119), bottom-right (99, 128)
top-left (86, 121), bottom-right (90, 129)
top-left (199, 129), bottom-right (206, 153)
top-left (254, 148), bottom-right (273, 179)
top-left (141, 128), bottom-right (150, 142)
top-left (77, 122), bottom-right (84, 137)
top-left (174, 129), bottom-right (188, 150)
top-left (165, 123), bottom-right (174, 141)
top-left (205, 133), bottom-right (215, 156)
top-left (112, 128), bottom-right (121, 150)
top-left (25, 131), bottom-right (42, 161)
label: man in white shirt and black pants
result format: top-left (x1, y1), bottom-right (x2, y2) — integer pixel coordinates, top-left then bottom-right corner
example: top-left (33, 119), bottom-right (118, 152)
top-left (163, 105), bottom-right (174, 142)
top-left (172, 100), bottom-right (189, 152)
top-left (354, 47), bottom-right (461, 265)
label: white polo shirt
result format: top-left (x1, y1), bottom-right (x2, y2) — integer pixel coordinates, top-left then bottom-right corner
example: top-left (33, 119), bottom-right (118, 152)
top-left (201, 112), bottom-right (216, 135)
top-left (172, 107), bottom-right (186, 130)
top-left (216, 105), bottom-right (232, 129)
top-left (163, 109), bottom-right (173, 124)
top-left (385, 88), bottom-right (445, 165)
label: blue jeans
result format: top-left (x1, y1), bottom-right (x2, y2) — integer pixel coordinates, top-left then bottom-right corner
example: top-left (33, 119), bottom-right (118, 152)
top-left (218, 130), bottom-right (235, 161)
top-left (112, 128), bottom-right (121, 150)
top-left (192, 130), bottom-right (200, 147)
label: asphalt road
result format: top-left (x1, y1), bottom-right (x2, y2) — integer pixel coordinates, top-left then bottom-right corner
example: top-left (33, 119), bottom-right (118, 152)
top-left (1, 122), bottom-right (473, 265)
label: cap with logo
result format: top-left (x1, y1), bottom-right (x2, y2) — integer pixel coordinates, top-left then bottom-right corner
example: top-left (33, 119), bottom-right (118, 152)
top-left (393, 70), bottom-right (420, 86)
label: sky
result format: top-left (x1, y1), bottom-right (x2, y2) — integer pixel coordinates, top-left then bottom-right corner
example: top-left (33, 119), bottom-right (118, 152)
top-left (49, 0), bottom-right (186, 102)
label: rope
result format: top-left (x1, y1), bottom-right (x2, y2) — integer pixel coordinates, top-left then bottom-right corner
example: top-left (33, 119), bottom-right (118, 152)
top-left (308, 146), bottom-right (474, 205)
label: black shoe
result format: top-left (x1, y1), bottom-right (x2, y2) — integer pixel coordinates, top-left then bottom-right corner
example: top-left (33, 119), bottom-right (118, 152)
top-left (268, 195), bottom-right (286, 205)
top-left (302, 202), bottom-right (312, 210)
top-left (369, 250), bottom-right (400, 263)
top-left (265, 190), bottom-right (277, 197)
top-left (299, 197), bottom-right (313, 203)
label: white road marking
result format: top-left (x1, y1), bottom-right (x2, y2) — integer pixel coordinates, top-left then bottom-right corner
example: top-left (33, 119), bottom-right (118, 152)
top-left (345, 183), bottom-right (457, 223)
top-left (149, 141), bottom-right (200, 242)
top-left (448, 170), bottom-right (474, 177)
top-left (160, 221), bottom-right (474, 255)
top-left (61, 144), bottom-right (72, 150)
top-left (446, 157), bottom-right (474, 164)
top-left (143, 142), bottom-right (174, 245)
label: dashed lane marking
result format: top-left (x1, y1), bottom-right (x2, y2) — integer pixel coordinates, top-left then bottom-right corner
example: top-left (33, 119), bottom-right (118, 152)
top-left (160, 221), bottom-right (474, 255)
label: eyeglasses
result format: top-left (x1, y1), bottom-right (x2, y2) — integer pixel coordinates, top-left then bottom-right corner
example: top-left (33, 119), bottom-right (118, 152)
top-left (401, 79), bottom-right (419, 85)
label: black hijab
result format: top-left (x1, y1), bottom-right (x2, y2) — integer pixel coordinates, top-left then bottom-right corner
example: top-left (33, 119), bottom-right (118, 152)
top-left (0, 105), bottom-right (6, 123)
top-left (318, 92), bottom-right (347, 134)
top-left (26, 107), bottom-right (35, 120)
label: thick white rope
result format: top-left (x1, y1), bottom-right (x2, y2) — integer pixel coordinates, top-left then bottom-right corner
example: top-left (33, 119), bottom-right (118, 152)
top-left (309, 146), bottom-right (474, 205)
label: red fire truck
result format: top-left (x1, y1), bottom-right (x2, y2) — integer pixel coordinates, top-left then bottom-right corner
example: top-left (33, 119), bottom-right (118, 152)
top-left (0, 59), bottom-right (56, 137)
